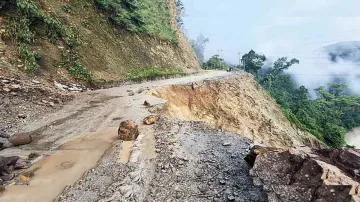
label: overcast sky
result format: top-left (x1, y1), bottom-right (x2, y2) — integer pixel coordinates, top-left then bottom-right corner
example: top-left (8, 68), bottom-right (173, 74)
top-left (182, 0), bottom-right (360, 93)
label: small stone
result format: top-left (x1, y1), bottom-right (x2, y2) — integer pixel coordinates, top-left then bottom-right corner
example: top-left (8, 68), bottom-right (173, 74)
top-left (222, 142), bottom-right (231, 146)
top-left (143, 115), bottom-right (160, 125)
top-left (137, 88), bottom-right (144, 94)
top-left (198, 185), bottom-right (207, 193)
top-left (18, 114), bottom-right (26, 119)
top-left (0, 131), bottom-right (9, 138)
top-left (42, 100), bottom-right (48, 104)
top-left (330, 189), bottom-right (335, 193)
top-left (49, 102), bottom-right (55, 107)
top-left (9, 84), bottom-right (21, 91)
top-left (128, 91), bottom-right (135, 96)
top-left (143, 100), bottom-right (151, 107)
top-left (31, 80), bottom-right (41, 84)
top-left (219, 179), bottom-right (226, 185)
top-left (28, 152), bottom-right (40, 159)
top-left (227, 194), bottom-right (235, 201)
top-left (1, 79), bottom-right (10, 84)
top-left (2, 87), bottom-right (10, 92)
top-left (174, 191), bottom-right (182, 199)
top-left (9, 133), bottom-right (32, 146)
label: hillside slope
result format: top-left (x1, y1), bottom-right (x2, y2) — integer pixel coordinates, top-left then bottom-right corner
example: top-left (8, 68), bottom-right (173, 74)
top-left (0, 0), bottom-right (200, 83)
top-left (152, 72), bottom-right (323, 148)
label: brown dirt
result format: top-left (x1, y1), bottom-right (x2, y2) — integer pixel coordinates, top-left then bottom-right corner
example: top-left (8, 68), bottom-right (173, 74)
top-left (0, 0), bottom-right (201, 84)
top-left (152, 72), bottom-right (323, 148)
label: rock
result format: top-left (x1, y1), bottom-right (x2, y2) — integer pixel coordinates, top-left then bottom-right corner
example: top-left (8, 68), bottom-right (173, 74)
top-left (49, 102), bottom-right (55, 107)
top-left (143, 115), bottom-right (160, 125)
top-left (143, 100), bottom-right (151, 107)
top-left (31, 80), bottom-right (41, 84)
top-left (17, 114), bottom-right (26, 119)
top-left (137, 88), bottom-right (144, 94)
top-left (118, 120), bottom-right (139, 141)
top-left (128, 91), bottom-right (135, 96)
top-left (222, 142), bottom-right (231, 146)
top-left (227, 194), bottom-right (235, 201)
top-left (54, 81), bottom-right (67, 91)
top-left (0, 129), bottom-right (9, 139)
top-left (1, 79), bottom-right (10, 84)
top-left (9, 133), bottom-right (32, 146)
top-left (28, 152), bottom-right (40, 159)
top-left (9, 84), bottom-right (20, 91)
top-left (246, 146), bottom-right (360, 202)
top-left (2, 87), bottom-right (10, 92)
top-left (0, 156), bottom-right (20, 181)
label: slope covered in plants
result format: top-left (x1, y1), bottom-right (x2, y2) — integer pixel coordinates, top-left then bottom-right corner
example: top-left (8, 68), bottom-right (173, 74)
top-left (0, 0), bottom-right (200, 84)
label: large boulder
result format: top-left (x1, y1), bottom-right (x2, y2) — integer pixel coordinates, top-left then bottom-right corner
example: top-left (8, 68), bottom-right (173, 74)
top-left (246, 146), bottom-right (360, 202)
top-left (9, 133), bottom-right (32, 146)
top-left (118, 120), bottom-right (139, 141)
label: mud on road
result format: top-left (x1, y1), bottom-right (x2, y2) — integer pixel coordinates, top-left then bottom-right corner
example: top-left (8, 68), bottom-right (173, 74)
top-left (0, 71), bottom-right (268, 201)
top-left (58, 118), bottom-right (267, 202)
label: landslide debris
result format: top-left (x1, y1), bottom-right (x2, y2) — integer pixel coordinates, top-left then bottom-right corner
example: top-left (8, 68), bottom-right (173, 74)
top-left (246, 146), bottom-right (360, 202)
top-left (152, 72), bottom-right (322, 148)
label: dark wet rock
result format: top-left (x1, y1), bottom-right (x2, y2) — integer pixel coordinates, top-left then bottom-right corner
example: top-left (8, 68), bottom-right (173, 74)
top-left (118, 120), bottom-right (139, 141)
top-left (17, 114), bottom-right (26, 119)
top-left (28, 152), bottom-right (40, 159)
top-left (246, 146), bottom-right (360, 202)
top-left (143, 100), bottom-right (151, 107)
top-left (9, 133), bottom-right (32, 146)
top-left (143, 115), bottom-right (160, 125)
top-left (0, 128), bottom-right (9, 138)
top-left (0, 156), bottom-right (20, 181)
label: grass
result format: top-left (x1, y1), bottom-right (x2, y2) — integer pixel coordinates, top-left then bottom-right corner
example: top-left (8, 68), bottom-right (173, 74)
top-left (2, 0), bottom-right (94, 83)
top-left (95, 0), bottom-right (178, 44)
top-left (126, 67), bottom-right (185, 81)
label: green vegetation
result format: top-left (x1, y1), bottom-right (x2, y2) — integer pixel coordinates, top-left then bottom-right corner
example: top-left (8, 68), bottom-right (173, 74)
top-left (126, 67), bottom-right (184, 81)
top-left (242, 50), bottom-right (360, 148)
top-left (95, 0), bottom-right (177, 43)
top-left (203, 55), bottom-right (230, 70)
top-left (1, 0), bottom-right (94, 83)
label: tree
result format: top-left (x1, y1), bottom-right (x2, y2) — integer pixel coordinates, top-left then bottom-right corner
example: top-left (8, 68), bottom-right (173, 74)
top-left (203, 54), bottom-right (229, 70)
top-left (190, 34), bottom-right (209, 63)
top-left (175, 0), bottom-right (185, 28)
top-left (241, 50), bottom-right (266, 76)
top-left (261, 57), bottom-right (299, 89)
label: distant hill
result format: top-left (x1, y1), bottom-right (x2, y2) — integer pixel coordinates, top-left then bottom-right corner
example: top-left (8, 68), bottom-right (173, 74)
top-left (324, 41), bottom-right (360, 63)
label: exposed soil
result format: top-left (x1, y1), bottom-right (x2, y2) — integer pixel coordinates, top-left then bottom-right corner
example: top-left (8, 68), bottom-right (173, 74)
top-left (0, 71), bottom-right (234, 201)
top-left (0, 71), bottom-right (323, 202)
top-left (152, 72), bottom-right (322, 148)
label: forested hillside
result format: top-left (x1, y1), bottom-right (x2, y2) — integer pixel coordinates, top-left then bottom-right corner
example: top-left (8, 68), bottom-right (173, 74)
top-left (239, 50), bottom-right (360, 147)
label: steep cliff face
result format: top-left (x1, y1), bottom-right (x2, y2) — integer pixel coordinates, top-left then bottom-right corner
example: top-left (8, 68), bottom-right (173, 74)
top-left (152, 72), bottom-right (323, 148)
top-left (0, 0), bottom-right (201, 83)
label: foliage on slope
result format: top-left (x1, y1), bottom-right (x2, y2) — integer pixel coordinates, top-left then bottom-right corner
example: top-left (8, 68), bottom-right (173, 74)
top-left (0, 0), bottom-right (200, 84)
top-left (0, 0), bottom-right (94, 83)
top-left (95, 0), bottom-right (177, 44)
top-left (242, 50), bottom-right (360, 148)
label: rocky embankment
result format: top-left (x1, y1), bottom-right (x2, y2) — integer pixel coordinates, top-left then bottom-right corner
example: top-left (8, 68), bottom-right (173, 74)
top-left (152, 72), bottom-right (322, 148)
top-left (246, 146), bottom-right (360, 202)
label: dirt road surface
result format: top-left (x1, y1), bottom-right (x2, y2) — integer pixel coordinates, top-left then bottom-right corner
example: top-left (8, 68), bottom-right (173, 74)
top-left (0, 71), bottom-right (268, 202)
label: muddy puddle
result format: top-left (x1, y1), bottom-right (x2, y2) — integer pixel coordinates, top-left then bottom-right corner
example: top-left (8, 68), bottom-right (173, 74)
top-left (0, 127), bottom-right (118, 202)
